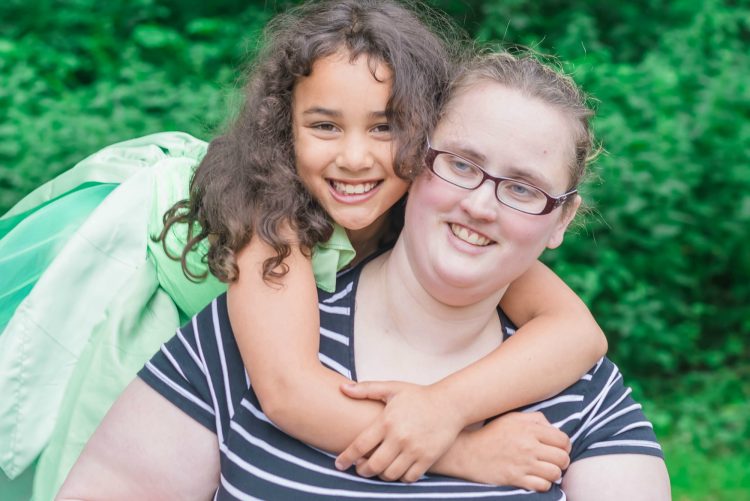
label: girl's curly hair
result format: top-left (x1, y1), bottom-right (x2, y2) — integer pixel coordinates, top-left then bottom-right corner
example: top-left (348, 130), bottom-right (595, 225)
top-left (158, 0), bottom-right (462, 283)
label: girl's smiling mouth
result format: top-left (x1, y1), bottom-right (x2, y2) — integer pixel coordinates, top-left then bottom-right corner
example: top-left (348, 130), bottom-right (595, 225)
top-left (328, 179), bottom-right (382, 200)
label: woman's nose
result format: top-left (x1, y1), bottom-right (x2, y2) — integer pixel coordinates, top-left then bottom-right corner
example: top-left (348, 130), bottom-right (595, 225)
top-left (458, 180), bottom-right (498, 222)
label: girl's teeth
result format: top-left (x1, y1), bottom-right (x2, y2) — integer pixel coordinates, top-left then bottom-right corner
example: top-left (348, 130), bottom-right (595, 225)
top-left (450, 224), bottom-right (491, 246)
top-left (333, 181), bottom-right (377, 195)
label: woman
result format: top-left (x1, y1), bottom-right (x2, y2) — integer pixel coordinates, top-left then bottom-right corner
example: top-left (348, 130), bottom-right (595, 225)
top-left (58, 52), bottom-right (670, 500)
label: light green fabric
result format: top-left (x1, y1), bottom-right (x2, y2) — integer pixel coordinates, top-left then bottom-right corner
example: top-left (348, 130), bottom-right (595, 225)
top-left (32, 263), bottom-right (183, 500)
top-left (0, 458), bottom-right (36, 501)
top-left (0, 131), bottom-right (357, 498)
top-left (0, 183), bottom-right (117, 334)
top-left (311, 223), bottom-right (356, 293)
top-left (146, 158), bottom-right (224, 319)
top-left (0, 132), bottom-right (213, 482)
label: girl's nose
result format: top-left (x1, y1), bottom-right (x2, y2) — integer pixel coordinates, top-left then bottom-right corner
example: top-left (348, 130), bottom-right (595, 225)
top-left (336, 134), bottom-right (375, 171)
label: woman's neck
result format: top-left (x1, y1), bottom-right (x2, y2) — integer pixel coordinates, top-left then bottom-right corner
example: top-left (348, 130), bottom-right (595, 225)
top-left (362, 238), bottom-right (504, 356)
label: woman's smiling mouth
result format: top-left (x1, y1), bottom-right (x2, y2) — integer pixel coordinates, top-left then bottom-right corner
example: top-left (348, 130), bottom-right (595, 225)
top-left (449, 223), bottom-right (493, 247)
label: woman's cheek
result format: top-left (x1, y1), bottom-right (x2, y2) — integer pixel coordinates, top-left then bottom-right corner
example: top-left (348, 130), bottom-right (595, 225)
top-left (413, 175), bottom-right (457, 212)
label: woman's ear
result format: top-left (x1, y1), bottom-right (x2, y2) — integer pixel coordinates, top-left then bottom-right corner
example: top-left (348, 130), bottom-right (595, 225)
top-left (546, 194), bottom-right (581, 249)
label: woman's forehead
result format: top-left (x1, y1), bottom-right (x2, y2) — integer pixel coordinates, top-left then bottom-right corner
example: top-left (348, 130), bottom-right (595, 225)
top-left (434, 82), bottom-right (576, 191)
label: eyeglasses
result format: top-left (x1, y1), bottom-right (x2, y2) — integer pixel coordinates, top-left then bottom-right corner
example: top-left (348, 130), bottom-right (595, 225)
top-left (425, 144), bottom-right (577, 215)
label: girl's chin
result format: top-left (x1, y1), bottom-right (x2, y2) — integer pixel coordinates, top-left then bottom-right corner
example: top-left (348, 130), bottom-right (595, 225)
top-left (330, 215), bottom-right (379, 234)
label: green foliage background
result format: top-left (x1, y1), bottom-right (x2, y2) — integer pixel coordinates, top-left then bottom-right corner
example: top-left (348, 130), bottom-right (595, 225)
top-left (1, 1), bottom-right (748, 498)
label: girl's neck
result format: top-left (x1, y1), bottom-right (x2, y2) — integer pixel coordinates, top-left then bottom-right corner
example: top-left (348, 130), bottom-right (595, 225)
top-left (346, 211), bottom-right (390, 267)
top-left (362, 238), bottom-right (504, 355)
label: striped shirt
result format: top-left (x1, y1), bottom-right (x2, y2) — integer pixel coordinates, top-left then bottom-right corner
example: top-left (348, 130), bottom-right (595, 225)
top-left (139, 263), bottom-right (662, 500)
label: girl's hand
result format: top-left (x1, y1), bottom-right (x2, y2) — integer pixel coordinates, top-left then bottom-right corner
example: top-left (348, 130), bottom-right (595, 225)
top-left (334, 381), bottom-right (465, 483)
top-left (448, 411), bottom-right (571, 491)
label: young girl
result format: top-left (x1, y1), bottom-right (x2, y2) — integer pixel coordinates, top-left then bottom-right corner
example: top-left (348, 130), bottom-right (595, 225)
top-left (0, 0), bottom-right (605, 496)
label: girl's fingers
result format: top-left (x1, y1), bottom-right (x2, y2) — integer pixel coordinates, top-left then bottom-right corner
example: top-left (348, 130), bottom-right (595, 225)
top-left (400, 459), bottom-right (430, 484)
top-left (340, 381), bottom-right (403, 403)
top-left (378, 455), bottom-right (415, 482)
top-left (518, 474), bottom-right (553, 493)
top-left (335, 425), bottom-right (384, 471)
top-left (529, 459), bottom-right (563, 484)
top-left (536, 442), bottom-right (570, 471)
top-left (356, 440), bottom-right (400, 478)
top-left (537, 424), bottom-right (571, 453)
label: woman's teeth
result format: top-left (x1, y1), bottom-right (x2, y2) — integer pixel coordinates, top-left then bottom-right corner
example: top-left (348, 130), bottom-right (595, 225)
top-left (450, 223), bottom-right (491, 246)
top-left (332, 181), bottom-right (378, 195)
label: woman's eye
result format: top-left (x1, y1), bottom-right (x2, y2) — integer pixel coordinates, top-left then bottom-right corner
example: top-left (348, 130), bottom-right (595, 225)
top-left (450, 159), bottom-right (474, 174)
top-left (506, 182), bottom-right (533, 197)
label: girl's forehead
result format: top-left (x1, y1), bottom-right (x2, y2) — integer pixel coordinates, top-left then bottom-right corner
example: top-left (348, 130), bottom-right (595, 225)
top-left (310, 49), bottom-right (390, 78)
top-left (291, 50), bottom-right (393, 118)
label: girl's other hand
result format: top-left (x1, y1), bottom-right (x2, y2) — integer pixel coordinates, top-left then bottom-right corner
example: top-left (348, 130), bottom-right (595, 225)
top-left (451, 411), bottom-right (571, 490)
top-left (335, 381), bottom-right (464, 483)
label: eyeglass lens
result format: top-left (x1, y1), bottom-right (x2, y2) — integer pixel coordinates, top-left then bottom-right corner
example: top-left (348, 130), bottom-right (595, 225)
top-left (432, 152), bottom-right (548, 214)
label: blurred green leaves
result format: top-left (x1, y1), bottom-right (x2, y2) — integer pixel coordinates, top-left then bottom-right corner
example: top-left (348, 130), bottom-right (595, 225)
top-left (0, 0), bottom-right (274, 210)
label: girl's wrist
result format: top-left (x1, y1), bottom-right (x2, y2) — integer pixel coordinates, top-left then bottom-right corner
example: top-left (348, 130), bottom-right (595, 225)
top-left (426, 381), bottom-right (472, 429)
top-left (429, 428), bottom-right (476, 480)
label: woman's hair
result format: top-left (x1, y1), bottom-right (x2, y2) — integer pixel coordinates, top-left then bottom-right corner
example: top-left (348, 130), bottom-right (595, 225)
top-left (446, 51), bottom-right (598, 200)
top-left (160, 0), bottom-right (461, 283)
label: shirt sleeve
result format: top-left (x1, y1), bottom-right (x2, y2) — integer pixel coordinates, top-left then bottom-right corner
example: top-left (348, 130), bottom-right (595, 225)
top-left (138, 314), bottom-right (217, 433)
top-left (570, 358), bottom-right (664, 462)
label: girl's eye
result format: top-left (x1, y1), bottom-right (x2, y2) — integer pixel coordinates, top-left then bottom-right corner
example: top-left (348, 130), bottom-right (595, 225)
top-left (312, 123), bottom-right (338, 132)
top-left (371, 123), bottom-right (391, 134)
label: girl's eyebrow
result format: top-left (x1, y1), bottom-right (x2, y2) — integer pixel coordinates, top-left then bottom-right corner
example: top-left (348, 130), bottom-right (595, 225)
top-left (302, 107), bottom-right (387, 119)
top-left (303, 106), bottom-right (341, 117)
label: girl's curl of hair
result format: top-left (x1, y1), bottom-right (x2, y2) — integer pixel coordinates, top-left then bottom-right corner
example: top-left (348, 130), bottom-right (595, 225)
top-left (158, 0), bottom-right (462, 283)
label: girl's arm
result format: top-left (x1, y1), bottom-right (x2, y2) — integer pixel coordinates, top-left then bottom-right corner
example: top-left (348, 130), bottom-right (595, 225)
top-left (336, 260), bottom-right (607, 477)
top-left (227, 235), bottom-right (384, 451)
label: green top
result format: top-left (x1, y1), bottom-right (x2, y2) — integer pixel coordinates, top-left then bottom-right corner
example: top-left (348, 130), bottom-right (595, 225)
top-left (0, 132), bottom-right (355, 499)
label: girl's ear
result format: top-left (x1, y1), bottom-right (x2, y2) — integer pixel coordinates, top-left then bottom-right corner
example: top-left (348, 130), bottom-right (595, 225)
top-left (546, 194), bottom-right (581, 250)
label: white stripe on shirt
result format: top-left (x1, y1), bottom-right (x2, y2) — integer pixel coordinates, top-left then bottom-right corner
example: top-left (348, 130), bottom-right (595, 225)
top-left (212, 299), bottom-right (235, 419)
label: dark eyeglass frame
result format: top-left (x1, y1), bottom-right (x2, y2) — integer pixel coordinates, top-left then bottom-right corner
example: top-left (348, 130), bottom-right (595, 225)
top-left (424, 144), bottom-right (578, 216)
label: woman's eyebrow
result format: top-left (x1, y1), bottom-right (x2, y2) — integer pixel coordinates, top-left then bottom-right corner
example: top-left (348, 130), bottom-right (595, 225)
top-left (441, 140), bottom-right (556, 189)
top-left (440, 140), bottom-right (487, 164)
top-left (502, 166), bottom-right (554, 190)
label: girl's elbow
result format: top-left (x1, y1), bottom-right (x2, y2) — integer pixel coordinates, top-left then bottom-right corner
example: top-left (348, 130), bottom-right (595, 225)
top-left (252, 374), bottom-right (304, 427)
